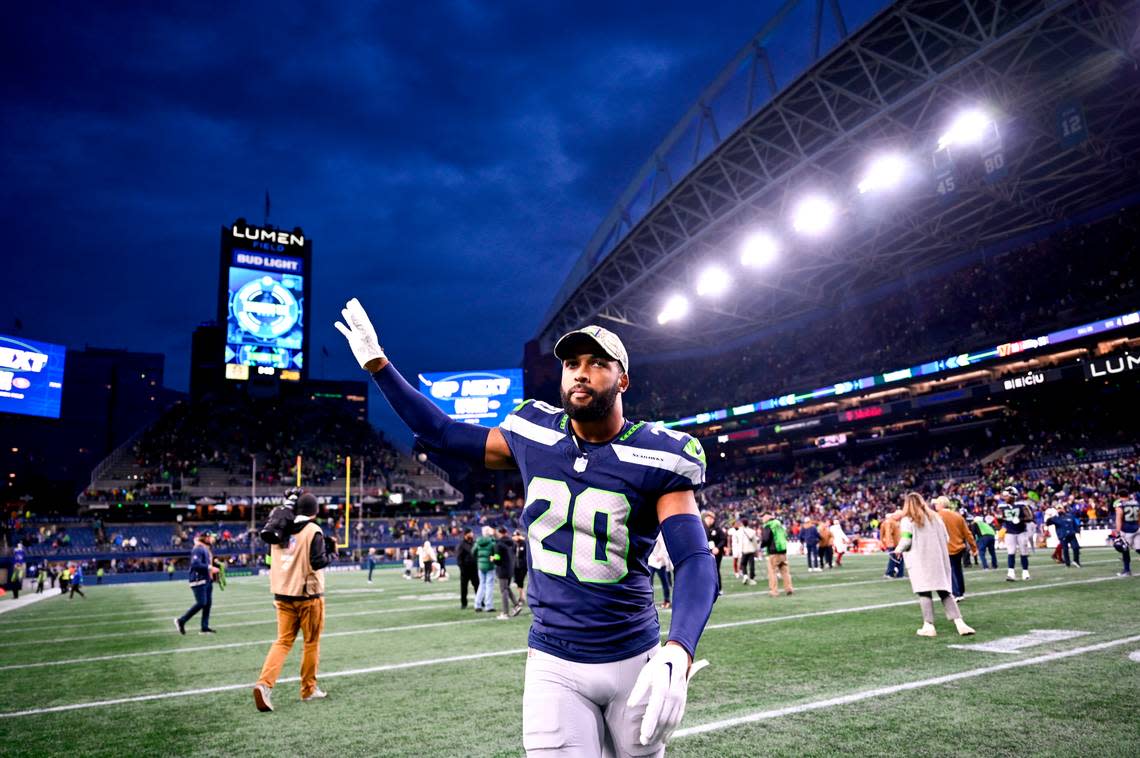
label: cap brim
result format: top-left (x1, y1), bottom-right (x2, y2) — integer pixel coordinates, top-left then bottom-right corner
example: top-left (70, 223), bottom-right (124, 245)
top-left (554, 332), bottom-right (616, 363)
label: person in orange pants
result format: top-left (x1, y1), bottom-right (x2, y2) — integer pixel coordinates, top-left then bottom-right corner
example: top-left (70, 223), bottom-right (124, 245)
top-left (254, 493), bottom-right (335, 711)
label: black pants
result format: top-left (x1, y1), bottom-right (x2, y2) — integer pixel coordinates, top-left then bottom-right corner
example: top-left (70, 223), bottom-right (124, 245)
top-left (740, 552), bottom-right (756, 579)
top-left (820, 546), bottom-right (834, 568)
top-left (70, 583), bottom-right (86, 598)
top-left (949, 550), bottom-right (966, 598)
top-left (423, 560), bottom-right (433, 581)
top-left (1060, 534), bottom-right (1081, 566)
top-left (978, 535), bottom-right (997, 569)
top-left (459, 566), bottom-right (479, 608)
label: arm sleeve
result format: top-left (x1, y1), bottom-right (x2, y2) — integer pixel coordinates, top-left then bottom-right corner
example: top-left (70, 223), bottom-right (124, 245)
top-left (309, 527), bottom-right (331, 570)
top-left (370, 362), bottom-right (490, 464)
top-left (660, 513), bottom-right (718, 659)
top-left (896, 518), bottom-right (914, 552)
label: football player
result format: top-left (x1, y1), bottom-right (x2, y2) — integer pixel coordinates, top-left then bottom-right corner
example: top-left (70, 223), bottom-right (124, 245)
top-left (997, 486), bottom-right (1033, 581)
top-left (1112, 488), bottom-right (1139, 577)
top-left (337, 300), bottom-right (717, 755)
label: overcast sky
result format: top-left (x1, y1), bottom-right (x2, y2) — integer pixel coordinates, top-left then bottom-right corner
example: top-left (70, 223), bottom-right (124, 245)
top-left (2, 0), bottom-right (880, 440)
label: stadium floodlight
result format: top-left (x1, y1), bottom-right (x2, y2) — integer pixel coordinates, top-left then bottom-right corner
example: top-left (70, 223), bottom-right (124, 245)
top-left (695, 265), bottom-right (731, 297)
top-left (740, 231), bottom-right (779, 267)
top-left (657, 294), bottom-right (690, 325)
top-left (792, 194), bottom-right (836, 236)
top-left (857, 153), bottom-right (908, 194)
top-left (938, 109), bottom-right (993, 150)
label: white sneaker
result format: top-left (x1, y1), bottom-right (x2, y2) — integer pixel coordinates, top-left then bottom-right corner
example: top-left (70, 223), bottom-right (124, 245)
top-left (496, 613), bottom-right (509, 620)
top-left (734, 572), bottom-right (742, 579)
top-left (253, 684), bottom-right (273, 712)
top-left (302, 688), bottom-right (327, 702)
top-left (954, 618), bottom-right (976, 636)
top-left (916, 623), bottom-right (937, 637)
top-left (1006, 569), bottom-right (1017, 582)
top-left (1021, 570), bottom-right (1030, 581)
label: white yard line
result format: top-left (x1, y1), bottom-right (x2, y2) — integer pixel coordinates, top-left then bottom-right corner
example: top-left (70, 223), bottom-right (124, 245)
top-left (0, 574), bottom-right (1121, 671)
top-left (0, 648), bottom-right (528, 719)
top-left (673, 633), bottom-right (1140, 738)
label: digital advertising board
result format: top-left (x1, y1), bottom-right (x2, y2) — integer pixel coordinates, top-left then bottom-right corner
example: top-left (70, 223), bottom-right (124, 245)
top-left (218, 222), bottom-right (311, 382)
top-left (0, 334), bottom-right (66, 419)
top-left (418, 369), bottom-right (525, 427)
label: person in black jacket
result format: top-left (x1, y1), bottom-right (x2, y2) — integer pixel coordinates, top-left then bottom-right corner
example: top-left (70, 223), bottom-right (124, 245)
top-left (703, 511), bottom-right (727, 595)
top-left (456, 529), bottom-right (479, 609)
top-left (512, 529), bottom-right (528, 605)
top-left (491, 526), bottom-right (522, 619)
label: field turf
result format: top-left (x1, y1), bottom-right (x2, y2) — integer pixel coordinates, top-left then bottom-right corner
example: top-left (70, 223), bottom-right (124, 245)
top-left (1, 550), bottom-right (1137, 757)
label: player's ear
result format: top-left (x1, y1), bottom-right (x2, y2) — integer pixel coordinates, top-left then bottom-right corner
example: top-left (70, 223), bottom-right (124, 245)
top-left (617, 370), bottom-right (629, 393)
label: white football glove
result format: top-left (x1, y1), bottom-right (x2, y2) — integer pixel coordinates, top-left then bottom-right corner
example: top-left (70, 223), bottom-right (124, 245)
top-left (626, 643), bottom-right (709, 746)
top-left (333, 298), bottom-right (386, 372)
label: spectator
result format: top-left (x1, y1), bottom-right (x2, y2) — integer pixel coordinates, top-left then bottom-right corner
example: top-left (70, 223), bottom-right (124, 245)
top-left (456, 529), bottom-right (479, 610)
top-left (801, 520), bottom-right (821, 573)
top-left (760, 513), bottom-right (793, 597)
top-left (492, 526), bottom-right (522, 620)
top-left (894, 493), bottom-right (975, 637)
top-left (473, 526), bottom-right (497, 613)
top-left (933, 497), bottom-right (977, 600)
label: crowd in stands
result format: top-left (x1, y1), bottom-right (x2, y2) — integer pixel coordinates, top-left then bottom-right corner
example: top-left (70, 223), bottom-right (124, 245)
top-left (81, 393), bottom-right (402, 505)
top-left (624, 204), bottom-right (1140, 421)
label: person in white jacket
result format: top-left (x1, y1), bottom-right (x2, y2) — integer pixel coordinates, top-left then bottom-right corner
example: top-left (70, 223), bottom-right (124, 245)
top-left (648, 533), bottom-right (673, 608)
top-left (894, 492), bottom-right (976, 637)
top-left (728, 522), bottom-right (743, 578)
top-left (829, 521), bottom-right (849, 567)
top-left (421, 540), bottom-right (437, 583)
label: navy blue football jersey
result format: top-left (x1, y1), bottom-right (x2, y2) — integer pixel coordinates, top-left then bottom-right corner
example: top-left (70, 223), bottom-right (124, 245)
top-left (1116, 497), bottom-right (1140, 532)
top-left (498, 399), bottom-right (706, 663)
top-left (1000, 500), bottom-right (1032, 534)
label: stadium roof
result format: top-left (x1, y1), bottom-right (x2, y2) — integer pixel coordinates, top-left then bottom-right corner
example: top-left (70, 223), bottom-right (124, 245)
top-left (538, 0), bottom-right (1140, 356)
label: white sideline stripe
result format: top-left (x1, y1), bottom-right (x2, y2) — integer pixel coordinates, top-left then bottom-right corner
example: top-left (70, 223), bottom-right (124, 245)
top-left (0, 593), bottom-right (52, 615)
top-left (0, 595), bottom-right (456, 634)
top-left (673, 633), bottom-right (1140, 738)
top-left (0, 587), bottom-right (455, 626)
top-left (0, 648), bottom-right (528, 719)
top-left (0, 601), bottom-right (476, 648)
top-left (702, 576), bottom-right (1121, 632)
top-left (0, 618), bottom-right (493, 672)
top-left (0, 573), bottom-right (1119, 671)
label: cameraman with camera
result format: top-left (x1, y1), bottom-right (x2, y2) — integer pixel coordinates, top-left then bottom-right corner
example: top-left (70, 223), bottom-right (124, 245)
top-left (253, 491), bottom-right (336, 712)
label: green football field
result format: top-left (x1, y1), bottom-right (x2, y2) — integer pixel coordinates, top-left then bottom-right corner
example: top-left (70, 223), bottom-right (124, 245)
top-left (1, 550), bottom-right (1137, 757)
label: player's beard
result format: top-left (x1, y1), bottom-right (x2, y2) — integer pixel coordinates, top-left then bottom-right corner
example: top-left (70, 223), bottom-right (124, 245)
top-left (561, 380), bottom-right (620, 423)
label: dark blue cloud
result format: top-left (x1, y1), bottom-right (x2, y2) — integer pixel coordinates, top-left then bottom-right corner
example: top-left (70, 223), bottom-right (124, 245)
top-left (1, 0), bottom-right (877, 440)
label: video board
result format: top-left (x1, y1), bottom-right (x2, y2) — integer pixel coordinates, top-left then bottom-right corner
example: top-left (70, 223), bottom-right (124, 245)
top-left (219, 222), bottom-right (311, 382)
top-left (0, 334), bottom-right (66, 419)
top-left (418, 369), bottom-right (525, 428)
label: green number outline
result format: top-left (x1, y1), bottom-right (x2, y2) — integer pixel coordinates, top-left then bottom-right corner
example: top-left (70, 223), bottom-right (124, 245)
top-left (570, 487), bottom-right (631, 584)
top-left (525, 477), bottom-right (571, 577)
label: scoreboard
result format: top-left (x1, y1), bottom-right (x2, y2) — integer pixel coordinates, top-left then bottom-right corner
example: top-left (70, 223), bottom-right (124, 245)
top-left (0, 333), bottom-right (65, 419)
top-left (218, 221), bottom-right (311, 382)
top-left (418, 368), bottom-right (524, 427)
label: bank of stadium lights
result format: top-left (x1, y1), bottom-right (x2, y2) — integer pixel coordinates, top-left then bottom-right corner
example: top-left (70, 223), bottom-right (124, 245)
top-left (740, 231), bottom-right (779, 267)
top-left (791, 194), bottom-right (837, 236)
top-left (657, 294), bottom-right (690, 325)
top-left (857, 153), bottom-right (909, 194)
top-left (695, 265), bottom-right (731, 297)
top-left (937, 109), bottom-right (994, 150)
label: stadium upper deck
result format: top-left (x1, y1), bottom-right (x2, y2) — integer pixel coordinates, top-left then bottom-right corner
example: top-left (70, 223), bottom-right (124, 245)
top-left (539, 0), bottom-right (1140, 361)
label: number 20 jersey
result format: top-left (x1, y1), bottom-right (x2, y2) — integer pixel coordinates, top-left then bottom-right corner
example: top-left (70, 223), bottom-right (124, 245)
top-left (498, 400), bottom-right (707, 664)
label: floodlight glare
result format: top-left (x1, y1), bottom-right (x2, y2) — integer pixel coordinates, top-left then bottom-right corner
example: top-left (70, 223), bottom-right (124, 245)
top-left (695, 265), bottom-right (731, 297)
top-left (792, 194), bottom-right (836, 236)
top-left (657, 294), bottom-right (690, 325)
top-left (938, 109), bottom-right (992, 150)
top-left (741, 232), bottom-right (779, 267)
top-left (857, 153), bottom-right (908, 194)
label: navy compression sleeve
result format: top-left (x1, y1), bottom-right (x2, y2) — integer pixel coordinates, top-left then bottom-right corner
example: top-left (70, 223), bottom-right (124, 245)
top-left (660, 513), bottom-right (718, 658)
top-left (370, 363), bottom-right (489, 464)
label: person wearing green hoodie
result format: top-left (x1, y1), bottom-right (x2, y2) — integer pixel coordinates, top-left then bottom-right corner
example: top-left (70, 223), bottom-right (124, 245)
top-left (761, 513), bottom-right (794, 597)
top-left (472, 525), bottom-right (497, 612)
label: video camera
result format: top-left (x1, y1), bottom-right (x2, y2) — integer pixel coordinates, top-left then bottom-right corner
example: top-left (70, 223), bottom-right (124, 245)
top-left (259, 487), bottom-right (304, 545)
